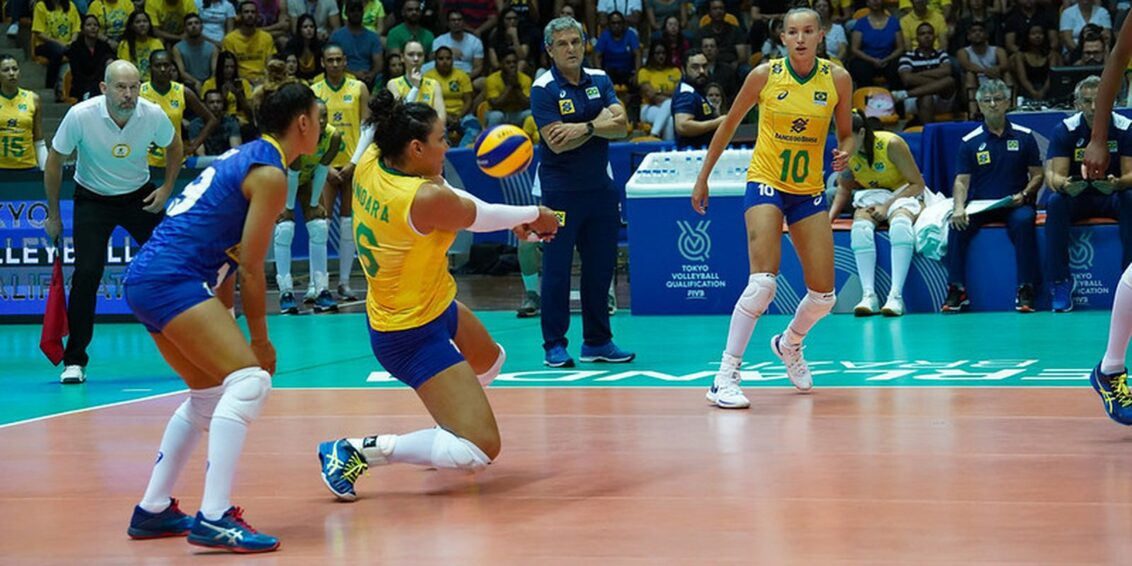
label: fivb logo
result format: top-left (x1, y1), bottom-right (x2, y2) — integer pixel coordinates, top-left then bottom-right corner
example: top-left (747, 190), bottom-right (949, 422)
top-left (676, 220), bottom-right (711, 262)
top-left (1069, 230), bottom-right (1095, 271)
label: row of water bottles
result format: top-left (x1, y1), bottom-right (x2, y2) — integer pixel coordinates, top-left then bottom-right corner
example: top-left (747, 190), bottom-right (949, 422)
top-left (632, 148), bottom-right (753, 186)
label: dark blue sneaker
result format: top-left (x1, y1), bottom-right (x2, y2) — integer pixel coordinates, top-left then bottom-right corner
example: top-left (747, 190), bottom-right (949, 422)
top-left (579, 341), bottom-right (636, 363)
top-left (544, 344), bottom-right (575, 368)
top-left (279, 291), bottom-right (298, 315)
top-left (313, 290), bottom-right (339, 313)
top-left (1051, 279), bottom-right (1075, 312)
top-left (1090, 364), bottom-right (1132, 425)
top-left (127, 497), bottom-right (193, 539)
top-left (318, 439), bottom-right (368, 501)
top-left (186, 507), bottom-right (279, 553)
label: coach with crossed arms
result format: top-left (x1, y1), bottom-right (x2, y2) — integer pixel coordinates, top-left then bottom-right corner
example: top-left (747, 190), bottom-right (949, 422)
top-left (44, 59), bottom-right (182, 384)
top-left (530, 16), bottom-right (635, 368)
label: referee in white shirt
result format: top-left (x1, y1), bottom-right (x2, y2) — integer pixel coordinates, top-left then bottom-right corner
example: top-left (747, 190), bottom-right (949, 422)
top-left (44, 60), bottom-right (182, 384)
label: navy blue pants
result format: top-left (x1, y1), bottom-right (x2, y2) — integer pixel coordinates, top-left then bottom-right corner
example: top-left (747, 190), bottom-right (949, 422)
top-left (1045, 190), bottom-right (1132, 283)
top-left (947, 205), bottom-right (1038, 287)
top-left (539, 190), bottom-right (619, 351)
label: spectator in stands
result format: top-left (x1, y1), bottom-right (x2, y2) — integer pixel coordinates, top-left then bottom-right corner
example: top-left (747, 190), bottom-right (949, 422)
top-left (222, 1), bottom-right (278, 84)
top-left (172, 13), bottom-right (216, 93)
top-left (195, 0), bottom-right (235, 47)
top-left (388, 39), bottom-right (446, 119)
top-left (67, 15), bottom-right (116, 101)
top-left (285, 14), bottom-right (326, 81)
top-left (190, 89), bottom-right (241, 156)
top-left (646, 0), bottom-right (684, 41)
top-left (699, 36), bottom-right (737, 98)
top-left (386, 0), bottom-right (434, 55)
top-left (638, 42), bottom-right (681, 140)
top-left (442, 0), bottom-right (497, 36)
top-left (958, 21), bottom-right (1009, 115)
top-left (593, 10), bottom-right (639, 88)
top-left (424, 45), bottom-right (478, 144)
top-left (484, 48), bottom-right (531, 127)
top-left (942, 79), bottom-right (1042, 313)
top-left (696, 0), bottom-right (748, 69)
top-left (897, 0), bottom-right (952, 21)
top-left (1073, 25), bottom-right (1108, 66)
top-left (1045, 76), bottom-right (1132, 312)
top-left (814, 0), bottom-right (847, 61)
top-left (597, 0), bottom-right (642, 28)
top-left (119, 11), bottom-right (165, 82)
top-left (654, 15), bottom-right (689, 68)
top-left (32, 0), bottom-right (81, 100)
top-left (1003, 0), bottom-right (1058, 54)
top-left (705, 82), bottom-right (726, 114)
top-left (1011, 23), bottom-right (1059, 103)
top-left (759, 17), bottom-right (787, 60)
top-left (249, 0), bottom-right (291, 44)
top-left (376, 52), bottom-right (403, 90)
top-left (88, 0), bottom-right (132, 47)
top-left (0, 56), bottom-right (46, 172)
top-left (342, 0), bottom-right (383, 35)
top-left (900, 0), bottom-right (947, 52)
top-left (489, 8), bottom-right (532, 73)
top-left (1060, 0), bottom-right (1111, 55)
top-left (329, 0), bottom-right (384, 86)
top-left (434, 10), bottom-right (485, 82)
top-left (251, 55), bottom-right (291, 110)
top-left (953, 0), bottom-right (1000, 55)
top-left (894, 22), bottom-right (955, 124)
top-left (849, 0), bottom-right (904, 88)
top-left (286, 0), bottom-right (339, 41)
top-left (146, 0), bottom-right (198, 44)
top-left (673, 48), bottom-right (725, 149)
top-left (142, 50), bottom-right (217, 161)
top-left (747, 0), bottom-right (787, 54)
top-left (203, 50), bottom-right (256, 136)
top-left (829, 110), bottom-right (928, 317)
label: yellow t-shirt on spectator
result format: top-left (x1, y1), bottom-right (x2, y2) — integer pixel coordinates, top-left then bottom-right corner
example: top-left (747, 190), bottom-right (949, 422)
top-left (145, 0), bottom-right (198, 37)
top-left (898, 0), bottom-right (950, 13)
top-left (484, 71), bottom-right (532, 112)
top-left (32, 1), bottom-right (80, 44)
top-left (341, 0), bottom-right (386, 34)
top-left (201, 76), bottom-right (255, 124)
top-left (636, 66), bottom-right (681, 97)
top-left (900, 10), bottom-right (947, 51)
top-left (88, 0), bottom-right (131, 40)
top-left (117, 37), bottom-right (166, 82)
top-left (424, 67), bottom-right (473, 117)
top-left (222, 29), bottom-right (277, 84)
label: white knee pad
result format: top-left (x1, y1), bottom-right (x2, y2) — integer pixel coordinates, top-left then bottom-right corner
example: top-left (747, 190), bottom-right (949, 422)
top-left (889, 216), bottom-right (914, 248)
top-left (802, 288), bottom-right (837, 314)
top-left (212, 367), bottom-right (272, 425)
top-left (285, 169), bottom-right (300, 210)
top-left (306, 218), bottom-right (329, 245)
top-left (735, 273), bottom-right (777, 319)
top-left (274, 220), bottom-right (295, 246)
top-left (850, 219), bottom-right (876, 251)
top-left (477, 344), bottom-right (505, 387)
top-left (173, 385), bottom-right (223, 431)
top-left (431, 427), bottom-right (492, 472)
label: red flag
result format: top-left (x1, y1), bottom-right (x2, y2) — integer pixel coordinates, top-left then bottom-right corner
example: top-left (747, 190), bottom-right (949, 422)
top-left (40, 249), bottom-right (69, 366)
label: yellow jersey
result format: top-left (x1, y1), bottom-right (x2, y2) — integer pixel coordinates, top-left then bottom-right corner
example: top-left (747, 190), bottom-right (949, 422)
top-left (140, 81), bottom-right (186, 167)
top-left (31, 1), bottom-right (80, 44)
top-left (88, 0), bottom-right (130, 40)
top-left (0, 88), bottom-right (36, 169)
top-left (118, 37), bottom-right (165, 82)
top-left (424, 67), bottom-right (472, 117)
top-left (354, 145), bottom-right (457, 331)
top-left (296, 123), bottom-right (344, 183)
top-left (311, 77), bottom-right (365, 168)
top-left (145, 0), bottom-right (197, 37)
top-left (390, 75), bottom-right (440, 108)
top-left (221, 29), bottom-right (277, 84)
top-left (847, 131), bottom-right (909, 190)
top-left (748, 57), bottom-right (839, 195)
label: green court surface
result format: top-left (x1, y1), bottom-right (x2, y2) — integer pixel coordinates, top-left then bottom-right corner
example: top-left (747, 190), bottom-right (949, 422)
top-left (1, 310), bottom-right (1110, 426)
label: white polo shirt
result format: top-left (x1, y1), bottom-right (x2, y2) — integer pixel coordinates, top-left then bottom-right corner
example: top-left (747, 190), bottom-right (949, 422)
top-left (51, 95), bottom-right (176, 196)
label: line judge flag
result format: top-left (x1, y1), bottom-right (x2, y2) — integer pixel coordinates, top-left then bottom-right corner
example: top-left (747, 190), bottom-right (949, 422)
top-left (40, 244), bottom-right (69, 365)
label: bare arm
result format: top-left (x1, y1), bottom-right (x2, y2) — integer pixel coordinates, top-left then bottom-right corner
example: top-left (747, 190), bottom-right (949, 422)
top-left (432, 81), bottom-right (447, 122)
top-left (43, 148), bottom-right (66, 240)
top-left (828, 173), bottom-right (859, 220)
top-left (1047, 156), bottom-right (1072, 192)
top-left (1022, 164), bottom-right (1043, 200)
top-left (950, 173), bottom-right (970, 229)
top-left (1086, 14), bottom-right (1132, 178)
top-left (592, 104), bottom-right (627, 139)
top-left (184, 88), bottom-right (218, 156)
top-left (886, 136), bottom-right (926, 200)
top-left (238, 165), bottom-right (288, 345)
top-left (320, 131), bottom-right (342, 166)
top-left (674, 113), bottom-right (727, 137)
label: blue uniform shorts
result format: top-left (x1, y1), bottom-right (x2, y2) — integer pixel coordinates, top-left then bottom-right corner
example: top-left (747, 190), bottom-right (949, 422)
top-left (125, 278), bottom-right (215, 333)
top-left (744, 182), bottom-right (828, 225)
top-left (368, 301), bottom-right (465, 389)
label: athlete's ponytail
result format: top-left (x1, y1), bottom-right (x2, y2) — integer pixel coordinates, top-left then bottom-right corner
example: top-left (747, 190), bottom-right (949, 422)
top-left (366, 88), bottom-right (438, 160)
top-left (852, 109), bottom-right (876, 166)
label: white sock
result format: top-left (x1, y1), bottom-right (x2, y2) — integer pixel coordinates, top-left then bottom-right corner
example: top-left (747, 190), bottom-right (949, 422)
top-left (307, 219), bottom-right (329, 292)
top-left (348, 434), bottom-right (395, 464)
top-left (138, 386), bottom-right (221, 513)
top-left (888, 216), bottom-right (914, 298)
top-left (350, 428), bottom-right (489, 470)
top-left (273, 220), bottom-right (294, 292)
top-left (199, 368), bottom-right (269, 521)
top-left (338, 216), bottom-right (355, 287)
top-left (851, 219), bottom-right (876, 295)
top-left (521, 273), bottom-right (539, 293)
top-left (1102, 265), bottom-right (1132, 374)
top-left (786, 289), bottom-right (836, 345)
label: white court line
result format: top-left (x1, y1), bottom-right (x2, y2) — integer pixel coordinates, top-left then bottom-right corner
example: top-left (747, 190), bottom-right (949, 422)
top-left (0, 389), bottom-right (187, 430)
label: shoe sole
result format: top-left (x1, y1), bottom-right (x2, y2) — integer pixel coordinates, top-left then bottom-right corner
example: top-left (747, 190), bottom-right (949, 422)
top-left (187, 537), bottom-right (281, 553)
top-left (516, 310), bottom-right (539, 318)
top-left (705, 390), bottom-right (750, 409)
top-left (128, 528), bottom-right (190, 539)
top-left (60, 377), bottom-right (85, 384)
top-left (1015, 306), bottom-right (1035, 313)
top-left (544, 359), bottom-right (575, 368)
top-left (313, 305), bottom-right (339, 313)
top-left (880, 308), bottom-right (903, 317)
top-left (319, 472), bottom-right (357, 502)
top-left (853, 307), bottom-right (876, 317)
top-left (579, 354), bottom-right (636, 363)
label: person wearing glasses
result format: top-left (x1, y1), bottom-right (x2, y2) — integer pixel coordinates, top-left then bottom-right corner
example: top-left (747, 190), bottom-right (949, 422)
top-left (941, 79), bottom-right (1043, 313)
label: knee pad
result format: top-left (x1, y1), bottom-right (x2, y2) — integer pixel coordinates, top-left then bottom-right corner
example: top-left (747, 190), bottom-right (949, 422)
top-left (274, 220), bottom-right (295, 246)
top-left (212, 367), bottom-right (272, 425)
top-left (306, 218), bottom-right (329, 246)
top-left (889, 216), bottom-right (914, 248)
top-left (851, 219), bottom-right (876, 251)
top-left (735, 273), bottom-right (777, 319)
top-left (802, 289), bottom-right (837, 314)
top-left (174, 385), bottom-right (223, 431)
top-left (477, 344), bottom-right (505, 387)
top-left (431, 427), bottom-right (492, 472)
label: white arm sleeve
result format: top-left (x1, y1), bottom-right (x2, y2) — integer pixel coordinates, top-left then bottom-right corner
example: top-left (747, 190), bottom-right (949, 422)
top-left (350, 124), bottom-right (375, 165)
top-left (447, 180), bottom-right (541, 234)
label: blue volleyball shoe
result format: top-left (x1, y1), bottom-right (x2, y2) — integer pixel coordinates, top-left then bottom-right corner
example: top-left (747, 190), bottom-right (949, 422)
top-left (186, 507), bottom-right (279, 553)
top-left (1090, 364), bottom-right (1132, 425)
top-left (127, 497), bottom-right (194, 539)
top-left (318, 439), bottom-right (369, 501)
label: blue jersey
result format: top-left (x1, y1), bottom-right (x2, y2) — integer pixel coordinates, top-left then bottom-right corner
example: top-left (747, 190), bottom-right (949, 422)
top-left (671, 80), bottom-right (718, 149)
top-left (1049, 111), bottom-right (1132, 180)
top-left (530, 66), bottom-right (620, 193)
top-left (956, 119), bottom-right (1040, 200)
top-left (126, 137), bottom-right (286, 286)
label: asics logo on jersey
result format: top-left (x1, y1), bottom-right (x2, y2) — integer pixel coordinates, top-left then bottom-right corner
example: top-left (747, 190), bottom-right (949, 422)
top-left (776, 91), bottom-right (788, 100)
top-left (790, 118), bottom-right (809, 134)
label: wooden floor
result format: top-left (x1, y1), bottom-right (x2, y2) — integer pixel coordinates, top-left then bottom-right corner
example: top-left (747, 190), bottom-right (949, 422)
top-left (4, 386), bottom-right (1132, 563)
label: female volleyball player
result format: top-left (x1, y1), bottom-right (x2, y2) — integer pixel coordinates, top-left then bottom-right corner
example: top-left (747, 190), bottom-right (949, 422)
top-left (123, 82), bottom-right (320, 553)
top-left (316, 89), bottom-right (560, 501)
top-left (690, 7), bottom-right (854, 409)
top-left (1083, 15), bottom-right (1132, 425)
top-left (828, 110), bottom-right (928, 317)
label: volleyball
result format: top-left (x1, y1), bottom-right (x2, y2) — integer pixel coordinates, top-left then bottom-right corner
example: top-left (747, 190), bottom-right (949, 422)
top-left (475, 125), bottom-right (533, 178)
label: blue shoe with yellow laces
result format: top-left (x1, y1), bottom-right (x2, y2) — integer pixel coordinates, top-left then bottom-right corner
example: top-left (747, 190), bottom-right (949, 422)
top-left (1089, 364), bottom-right (1132, 425)
top-left (318, 439), bottom-right (368, 501)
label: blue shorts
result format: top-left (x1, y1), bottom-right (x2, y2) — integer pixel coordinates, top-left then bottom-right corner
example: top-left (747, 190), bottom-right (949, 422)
top-left (368, 301), bottom-right (465, 389)
top-left (744, 182), bottom-right (827, 225)
top-left (125, 278), bottom-right (214, 333)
